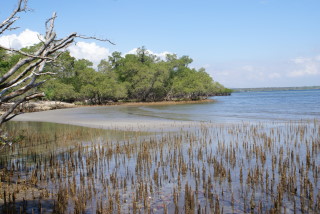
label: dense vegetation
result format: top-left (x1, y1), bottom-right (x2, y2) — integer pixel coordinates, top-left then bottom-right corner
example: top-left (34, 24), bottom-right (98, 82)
top-left (1, 46), bottom-right (232, 104)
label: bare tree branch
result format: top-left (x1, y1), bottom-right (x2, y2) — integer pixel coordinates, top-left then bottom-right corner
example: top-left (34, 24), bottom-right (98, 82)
top-left (48, 33), bottom-right (76, 54)
top-left (0, 45), bottom-right (55, 61)
top-left (0, 23), bottom-right (57, 84)
top-left (0, 0), bottom-right (28, 32)
top-left (0, 1), bottom-right (114, 128)
top-left (45, 12), bottom-right (57, 40)
top-left (77, 35), bottom-right (116, 45)
top-left (0, 92), bottom-right (45, 125)
top-left (0, 56), bottom-right (35, 84)
top-left (0, 76), bottom-right (46, 104)
top-left (0, 73), bottom-right (34, 97)
top-left (33, 71), bottom-right (56, 76)
top-left (0, 59), bottom-right (43, 89)
top-left (0, 19), bottom-right (18, 34)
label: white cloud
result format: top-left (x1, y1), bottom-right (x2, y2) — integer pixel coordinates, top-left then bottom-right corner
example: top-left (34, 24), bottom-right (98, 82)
top-left (0, 30), bottom-right (111, 68)
top-left (241, 65), bottom-right (255, 72)
top-left (288, 56), bottom-right (320, 77)
top-left (68, 42), bottom-right (111, 67)
top-left (126, 48), bottom-right (138, 55)
top-left (209, 62), bottom-right (290, 88)
top-left (0, 29), bottom-right (42, 49)
top-left (247, 71), bottom-right (265, 81)
top-left (240, 65), bottom-right (268, 81)
top-left (125, 48), bottom-right (172, 61)
top-left (215, 71), bottom-right (230, 76)
top-left (292, 57), bottom-right (310, 64)
top-left (208, 55), bottom-right (320, 88)
top-left (204, 64), bottom-right (211, 68)
top-left (315, 55), bottom-right (320, 61)
top-left (150, 50), bottom-right (172, 60)
top-left (190, 63), bottom-right (210, 70)
top-left (268, 72), bottom-right (281, 79)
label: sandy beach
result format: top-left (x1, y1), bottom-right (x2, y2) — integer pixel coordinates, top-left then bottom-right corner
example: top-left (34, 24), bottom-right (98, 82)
top-left (12, 105), bottom-right (201, 132)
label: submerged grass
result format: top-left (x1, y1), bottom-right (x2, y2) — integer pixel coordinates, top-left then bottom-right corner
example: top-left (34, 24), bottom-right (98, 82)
top-left (0, 120), bottom-right (319, 213)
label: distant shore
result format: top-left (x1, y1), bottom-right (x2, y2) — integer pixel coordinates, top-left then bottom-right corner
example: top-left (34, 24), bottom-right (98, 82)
top-left (233, 86), bottom-right (320, 92)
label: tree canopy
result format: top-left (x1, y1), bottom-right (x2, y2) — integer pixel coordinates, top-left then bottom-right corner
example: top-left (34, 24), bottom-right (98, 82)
top-left (38, 47), bottom-right (231, 104)
top-left (0, 46), bottom-right (231, 105)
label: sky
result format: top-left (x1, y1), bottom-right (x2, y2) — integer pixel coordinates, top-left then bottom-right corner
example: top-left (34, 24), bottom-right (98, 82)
top-left (1, 0), bottom-right (320, 88)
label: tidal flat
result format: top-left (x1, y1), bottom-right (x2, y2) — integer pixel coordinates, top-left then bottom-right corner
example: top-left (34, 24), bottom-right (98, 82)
top-left (0, 120), bottom-right (319, 213)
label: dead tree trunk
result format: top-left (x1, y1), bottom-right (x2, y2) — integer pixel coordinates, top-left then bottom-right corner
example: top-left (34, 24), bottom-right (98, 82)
top-left (0, 0), bottom-right (112, 127)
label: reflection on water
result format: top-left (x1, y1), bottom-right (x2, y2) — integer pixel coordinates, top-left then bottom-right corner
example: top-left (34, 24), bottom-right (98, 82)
top-left (12, 90), bottom-right (320, 131)
top-left (1, 120), bottom-right (319, 213)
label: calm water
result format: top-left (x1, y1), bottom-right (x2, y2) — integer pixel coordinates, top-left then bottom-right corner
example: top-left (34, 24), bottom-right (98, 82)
top-left (12, 89), bottom-right (320, 129)
top-left (2, 90), bottom-right (319, 213)
top-left (133, 89), bottom-right (320, 122)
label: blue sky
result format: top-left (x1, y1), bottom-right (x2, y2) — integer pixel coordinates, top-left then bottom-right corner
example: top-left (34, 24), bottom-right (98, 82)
top-left (1, 0), bottom-right (320, 88)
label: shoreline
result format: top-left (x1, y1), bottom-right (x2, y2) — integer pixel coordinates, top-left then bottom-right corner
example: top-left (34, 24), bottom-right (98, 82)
top-left (1, 99), bottom-right (215, 114)
top-left (11, 97), bottom-right (317, 132)
top-left (11, 105), bottom-right (203, 132)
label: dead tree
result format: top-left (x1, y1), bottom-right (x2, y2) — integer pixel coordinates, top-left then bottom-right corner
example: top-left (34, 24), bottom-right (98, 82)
top-left (0, 0), bottom-right (112, 146)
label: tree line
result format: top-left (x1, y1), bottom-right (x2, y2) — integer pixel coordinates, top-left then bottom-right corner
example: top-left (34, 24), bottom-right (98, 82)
top-left (1, 46), bottom-right (232, 105)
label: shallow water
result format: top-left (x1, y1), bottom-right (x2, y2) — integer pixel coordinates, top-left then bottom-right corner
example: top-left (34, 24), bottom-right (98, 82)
top-left (1, 90), bottom-right (320, 213)
top-left (135, 90), bottom-right (320, 122)
top-left (12, 90), bottom-right (320, 131)
top-left (1, 120), bottom-right (319, 213)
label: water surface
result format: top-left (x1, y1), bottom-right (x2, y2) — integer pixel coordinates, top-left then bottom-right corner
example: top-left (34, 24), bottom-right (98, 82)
top-left (13, 90), bottom-right (320, 130)
top-left (135, 90), bottom-right (320, 122)
top-left (2, 90), bottom-right (320, 213)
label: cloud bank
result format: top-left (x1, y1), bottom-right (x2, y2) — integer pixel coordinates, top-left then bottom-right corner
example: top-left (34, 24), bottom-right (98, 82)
top-left (288, 56), bottom-right (320, 77)
top-left (209, 56), bottom-right (320, 88)
top-left (0, 29), bottom-right (111, 67)
top-left (68, 42), bottom-right (110, 67)
top-left (0, 29), bottom-right (42, 49)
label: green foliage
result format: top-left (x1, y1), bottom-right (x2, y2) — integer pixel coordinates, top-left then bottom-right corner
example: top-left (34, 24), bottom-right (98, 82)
top-left (211, 82), bottom-right (233, 95)
top-left (171, 68), bottom-right (213, 100)
top-left (45, 52), bottom-right (76, 79)
top-left (0, 49), bottom-right (22, 75)
top-left (43, 80), bottom-right (77, 102)
top-left (112, 51), bottom-right (170, 101)
top-left (1, 46), bottom-right (231, 104)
